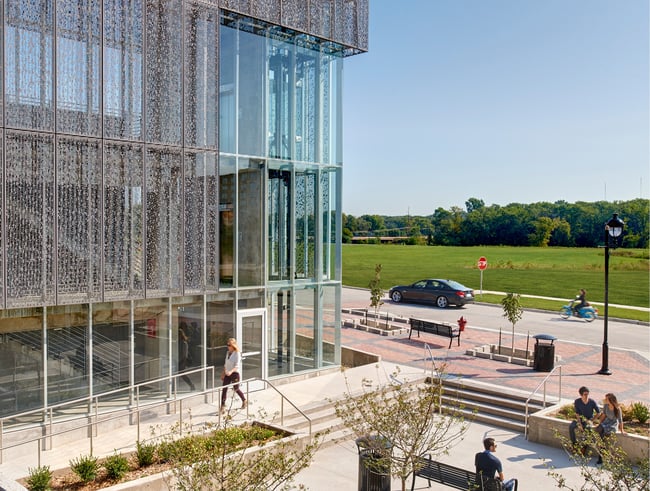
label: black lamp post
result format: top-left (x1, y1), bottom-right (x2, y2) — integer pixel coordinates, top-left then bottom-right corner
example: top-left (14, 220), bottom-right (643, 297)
top-left (598, 213), bottom-right (624, 375)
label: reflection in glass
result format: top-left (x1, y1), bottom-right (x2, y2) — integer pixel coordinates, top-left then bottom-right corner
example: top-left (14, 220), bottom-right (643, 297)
top-left (133, 298), bottom-right (169, 392)
top-left (173, 296), bottom-right (203, 392)
top-left (268, 167), bottom-right (291, 281)
top-left (268, 289), bottom-right (291, 377)
top-left (294, 287), bottom-right (315, 371)
top-left (322, 285), bottom-right (338, 365)
top-left (238, 158), bottom-right (264, 287)
top-left (47, 304), bottom-right (90, 406)
top-left (295, 170), bottom-right (316, 280)
top-left (0, 308), bottom-right (44, 417)
top-left (219, 156), bottom-right (235, 288)
top-left (92, 301), bottom-right (132, 394)
top-left (207, 293), bottom-right (235, 377)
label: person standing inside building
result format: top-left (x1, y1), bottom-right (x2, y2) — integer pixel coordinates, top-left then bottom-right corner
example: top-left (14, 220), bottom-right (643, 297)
top-left (569, 386), bottom-right (599, 450)
top-left (178, 325), bottom-right (196, 391)
top-left (220, 338), bottom-right (246, 413)
top-left (475, 438), bottom-right (518, 491)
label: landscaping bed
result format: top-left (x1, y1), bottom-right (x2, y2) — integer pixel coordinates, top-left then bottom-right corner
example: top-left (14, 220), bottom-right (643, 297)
top-left (21, 423), bottom-right (290, 491)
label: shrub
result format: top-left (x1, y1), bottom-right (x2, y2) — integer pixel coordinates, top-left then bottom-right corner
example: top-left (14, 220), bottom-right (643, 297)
top-left (556, 404), bottom-right (576, 420)
top-left (136, 440), bottom-right (156, 467)
top-left (156, 440), bottom-right (176, 463)
top-left (69, 454), bottom-right (99, 483)
top-left (630, 401), bottom-right (650, 424)
top-left (26, 465), bottom-right (52, 491)
top-left (104, 453), bottom-right (130, 480)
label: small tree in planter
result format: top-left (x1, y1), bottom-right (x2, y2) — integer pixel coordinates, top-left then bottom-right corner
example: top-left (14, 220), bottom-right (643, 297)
top-left (367, 264), bottom-right (385, 325)
top-left (547, 428), bottom-right (649, 490)
top-left (334, 365), bottom-right (470, 491)
top-left (501, 293), bottom-right (523, 355)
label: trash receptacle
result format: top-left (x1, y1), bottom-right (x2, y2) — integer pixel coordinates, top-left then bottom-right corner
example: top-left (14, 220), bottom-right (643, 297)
top-left (533, 334), bottom-right (557, 372)
top-left (355, 436), bottom-right (391, 491)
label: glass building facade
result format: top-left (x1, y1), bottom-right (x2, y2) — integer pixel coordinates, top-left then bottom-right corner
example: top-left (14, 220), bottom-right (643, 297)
top-left (0, 0), bottom-right (367, 419)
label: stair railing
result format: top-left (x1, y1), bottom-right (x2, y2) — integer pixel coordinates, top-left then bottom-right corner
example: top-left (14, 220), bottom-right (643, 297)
top-left (423, 343), bottom-right (437, 379)
top-left (245, 378), bottom-right (312, 436)
top-left (524, 365), bottom-right (562, 439)
top-left (0, 371), bottom-right (311, 469)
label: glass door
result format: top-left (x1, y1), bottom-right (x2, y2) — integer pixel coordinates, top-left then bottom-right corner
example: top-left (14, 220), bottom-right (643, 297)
top-left (236, 308), bottom-right (266, 391)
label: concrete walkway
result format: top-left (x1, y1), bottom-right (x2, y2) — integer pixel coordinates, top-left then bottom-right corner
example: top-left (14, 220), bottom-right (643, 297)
top-left (1, 362), bottom-right (587, 490)
top-left (1, 285), bottom-right (648, 490)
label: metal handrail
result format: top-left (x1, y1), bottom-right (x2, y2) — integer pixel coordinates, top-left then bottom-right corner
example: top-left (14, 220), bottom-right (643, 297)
top-left (524, 365), bottom-right (563, 439)
top-left (249, 378), bottom-right (312, 436)
top-left (423, 343), bottom-right (437, 379)
top-left (0, 373), bottom-right (311, 469)
top-left (0, 365), bottom-right (214, 429)
top-left (0, 365), bottom-right (215, 464)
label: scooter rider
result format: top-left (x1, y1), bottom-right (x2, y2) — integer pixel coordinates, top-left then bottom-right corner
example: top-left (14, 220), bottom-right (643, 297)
top-left (573, 289), bottom-right (587, 316)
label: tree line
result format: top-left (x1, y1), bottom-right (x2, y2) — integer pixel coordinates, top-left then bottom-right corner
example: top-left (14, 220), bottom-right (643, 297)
top-left (343, 198), bottom-right (649, 248)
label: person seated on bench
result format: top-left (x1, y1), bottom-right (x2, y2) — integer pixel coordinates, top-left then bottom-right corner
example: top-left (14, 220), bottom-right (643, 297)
top-left (475, 438), bottom-right (518, 491)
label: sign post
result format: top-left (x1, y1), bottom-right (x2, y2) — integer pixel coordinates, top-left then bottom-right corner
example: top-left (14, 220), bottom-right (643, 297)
top-left (477, 256), bottom-right (487, 296)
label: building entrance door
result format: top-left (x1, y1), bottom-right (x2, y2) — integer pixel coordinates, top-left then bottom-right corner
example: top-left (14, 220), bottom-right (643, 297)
top-left (236, 308), bottom-right (266, 391)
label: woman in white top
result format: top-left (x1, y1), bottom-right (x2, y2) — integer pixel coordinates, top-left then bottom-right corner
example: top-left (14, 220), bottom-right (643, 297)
top-left (220, 338), bottom-right (246, 412)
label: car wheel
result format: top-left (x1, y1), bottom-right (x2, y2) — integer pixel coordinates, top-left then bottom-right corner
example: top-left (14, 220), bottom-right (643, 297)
top-left (391, 291), bottom-right (403, 303)
top-left (436, 296), bottom-right (449, 308)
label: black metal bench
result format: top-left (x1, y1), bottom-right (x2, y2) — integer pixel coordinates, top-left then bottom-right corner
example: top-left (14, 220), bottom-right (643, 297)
top-left (411, 455), bottom-right (516, 491)
top-left (408, 317), bottom-right (461, 349)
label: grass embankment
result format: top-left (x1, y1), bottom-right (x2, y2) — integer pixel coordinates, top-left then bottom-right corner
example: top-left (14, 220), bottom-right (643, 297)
top-left (342, 245), bottom-right (649, 323)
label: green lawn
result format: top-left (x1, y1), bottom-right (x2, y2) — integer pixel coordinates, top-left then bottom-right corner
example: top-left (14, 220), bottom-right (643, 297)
top-left (342, 245), bottom-right (649, 319)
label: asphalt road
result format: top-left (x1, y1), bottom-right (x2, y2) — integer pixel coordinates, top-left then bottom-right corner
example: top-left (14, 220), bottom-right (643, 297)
top-left (342, 287), bottom-right (650, 360)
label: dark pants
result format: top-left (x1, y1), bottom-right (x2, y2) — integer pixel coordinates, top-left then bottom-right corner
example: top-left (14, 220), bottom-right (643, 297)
top-left (569, 420), bottom-right (591, 444)
top-left (221, 371), bottom-right (245, 405)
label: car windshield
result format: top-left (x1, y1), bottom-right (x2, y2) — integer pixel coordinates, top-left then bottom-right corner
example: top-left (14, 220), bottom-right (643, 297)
top-left (445, 280), bottom-right (469, 290)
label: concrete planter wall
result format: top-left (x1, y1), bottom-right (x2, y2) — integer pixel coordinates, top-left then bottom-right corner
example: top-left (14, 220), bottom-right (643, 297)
top-left (528, 404), bottom-right (650, 463)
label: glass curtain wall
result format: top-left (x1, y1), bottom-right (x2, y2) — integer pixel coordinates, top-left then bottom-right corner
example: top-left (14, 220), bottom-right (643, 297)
top-left (221, 13), bottom-right (343, 378)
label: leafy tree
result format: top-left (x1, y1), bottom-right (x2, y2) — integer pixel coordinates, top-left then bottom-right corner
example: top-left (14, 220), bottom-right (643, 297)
top-left (368, 264), bottom-right (384, 316)
top-left (548, 428), bottom-right (649, 490)
top-left (465, 197), bottom-right (485, 213)
top-left (528, 217), bottom-right (555, 246)
top-left (342, 198), bottom-right (648, 248)
top-left (501, 293), bottom-right (523, 354)
top-left (334, 366), bottom-right (470, 491)
top-left (167, 417), bottom-right (323, 491)
top-left (549, 218), bottom-right (572, 246)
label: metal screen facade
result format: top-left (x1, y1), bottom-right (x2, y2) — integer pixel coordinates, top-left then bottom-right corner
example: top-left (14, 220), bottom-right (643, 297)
top-left (0, 0), bottom-right (367, 419)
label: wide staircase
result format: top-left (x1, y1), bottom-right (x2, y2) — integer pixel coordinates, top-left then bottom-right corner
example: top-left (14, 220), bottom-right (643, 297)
top-left (279, 376), bottom-right (557, 446)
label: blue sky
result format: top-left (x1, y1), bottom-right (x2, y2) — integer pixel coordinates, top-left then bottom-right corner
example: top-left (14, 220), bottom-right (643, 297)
top-left (342, 0), bottom-right (649, 216)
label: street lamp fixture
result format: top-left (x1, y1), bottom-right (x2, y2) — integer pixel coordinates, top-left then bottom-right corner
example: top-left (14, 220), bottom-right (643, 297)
top-left (598, 213), bottom-right (625, 375)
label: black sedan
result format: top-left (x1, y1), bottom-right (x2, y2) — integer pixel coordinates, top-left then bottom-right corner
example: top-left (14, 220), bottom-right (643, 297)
top-left (388, 279), bottom-right (474, 308)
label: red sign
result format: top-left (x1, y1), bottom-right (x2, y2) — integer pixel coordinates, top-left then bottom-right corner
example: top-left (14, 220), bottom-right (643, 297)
top-left (478, 256), bottom-right (488, 271)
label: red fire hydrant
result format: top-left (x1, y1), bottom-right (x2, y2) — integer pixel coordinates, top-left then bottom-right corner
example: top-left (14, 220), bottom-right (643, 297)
top-left (457, 316), bottom-right (467, 332)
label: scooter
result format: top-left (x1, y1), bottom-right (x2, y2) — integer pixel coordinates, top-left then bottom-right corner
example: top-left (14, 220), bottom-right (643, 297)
top-left (560, 299), bottom-right (598, 322)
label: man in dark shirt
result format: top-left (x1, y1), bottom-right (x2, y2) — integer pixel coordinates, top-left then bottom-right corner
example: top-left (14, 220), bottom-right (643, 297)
top-left (475, 438), bottom-right (517, 491)
top-left (569, 386), bottom-right (599, 446)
